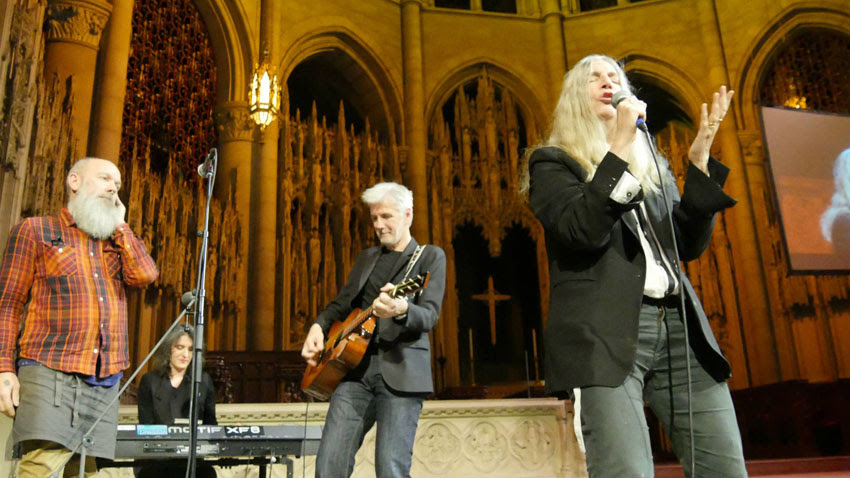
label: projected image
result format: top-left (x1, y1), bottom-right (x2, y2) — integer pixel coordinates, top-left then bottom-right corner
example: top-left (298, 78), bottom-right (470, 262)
top-left (821, 149), bottom-right (850, 260)
top-left (762, 106), bottom-right (850, 271)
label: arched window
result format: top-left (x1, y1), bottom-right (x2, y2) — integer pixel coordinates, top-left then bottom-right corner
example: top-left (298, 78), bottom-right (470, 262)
top-left (759, 28), bottom-right (850, 113)
top-left (434, 0), bottom-right (471, 9)
top-left (482, 0), bottom-right (517, 13)
top-left (579, 0), bottom-right (617, 12)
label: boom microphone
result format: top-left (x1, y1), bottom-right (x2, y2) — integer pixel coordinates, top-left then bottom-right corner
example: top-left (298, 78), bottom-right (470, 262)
top-left (197, 148), bottom-right (217, 178)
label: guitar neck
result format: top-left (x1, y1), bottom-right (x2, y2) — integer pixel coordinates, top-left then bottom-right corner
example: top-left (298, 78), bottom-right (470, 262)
top-left (333, 276), bottom-right (426, 342)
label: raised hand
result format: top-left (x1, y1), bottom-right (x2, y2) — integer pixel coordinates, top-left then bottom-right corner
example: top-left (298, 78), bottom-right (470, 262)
top-left (689, 85), bottom-right (735, 173)
top-left (115, 195), bottom-right (126, 222)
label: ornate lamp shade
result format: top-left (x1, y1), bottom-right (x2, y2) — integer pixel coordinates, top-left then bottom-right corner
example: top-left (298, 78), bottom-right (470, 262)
top-left (249, 62), bottom-right (280, 128)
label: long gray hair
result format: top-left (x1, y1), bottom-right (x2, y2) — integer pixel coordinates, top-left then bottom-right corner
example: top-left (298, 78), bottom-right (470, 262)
top-left (543, 54), bottom-right (663, 193)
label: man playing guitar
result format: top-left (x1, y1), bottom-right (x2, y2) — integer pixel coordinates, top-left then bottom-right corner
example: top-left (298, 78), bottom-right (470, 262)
top-left (300, 181), bottom-right (446, 478)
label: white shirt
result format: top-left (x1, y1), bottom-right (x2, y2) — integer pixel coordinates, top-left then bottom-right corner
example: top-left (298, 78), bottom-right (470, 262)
top-left (610, 171), bottom-right (679, 298)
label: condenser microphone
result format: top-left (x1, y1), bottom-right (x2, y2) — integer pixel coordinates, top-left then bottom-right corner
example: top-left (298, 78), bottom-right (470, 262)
top-left (611, 90), bottom-right (648, 132)
top-left (181, 290), bottom-right (197, 307)
top-left (197, 148), bottom-right (217, 178)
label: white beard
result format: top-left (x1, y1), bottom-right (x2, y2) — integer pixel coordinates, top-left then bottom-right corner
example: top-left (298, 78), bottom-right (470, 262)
top-left (67, 190), bottom-right (124, 240)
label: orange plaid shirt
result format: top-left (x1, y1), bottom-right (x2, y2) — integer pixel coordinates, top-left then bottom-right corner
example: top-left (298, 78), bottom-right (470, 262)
top-left (0, 209), bottom-right (158, 376)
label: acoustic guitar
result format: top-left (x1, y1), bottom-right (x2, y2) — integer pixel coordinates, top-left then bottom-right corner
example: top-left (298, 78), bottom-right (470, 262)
top-left (301, 273), bottom-right (430, 401)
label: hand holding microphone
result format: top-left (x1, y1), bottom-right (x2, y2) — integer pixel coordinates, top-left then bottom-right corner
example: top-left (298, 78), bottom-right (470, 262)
top-left (612, 90), bottom-right (648, 132)
top-left (609, 90), bottom-right (647, 159)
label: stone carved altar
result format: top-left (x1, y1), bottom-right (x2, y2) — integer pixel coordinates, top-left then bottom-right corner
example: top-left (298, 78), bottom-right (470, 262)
top-left (86, 399), bottom-right (587, 478)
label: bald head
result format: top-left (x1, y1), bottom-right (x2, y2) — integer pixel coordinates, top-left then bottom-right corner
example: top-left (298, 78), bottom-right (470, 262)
top-left (66, 157), bottom-right (121, 202)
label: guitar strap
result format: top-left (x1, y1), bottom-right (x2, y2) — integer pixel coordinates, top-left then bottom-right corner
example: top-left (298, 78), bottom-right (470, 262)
top-left (402, 245), bottom-right (425, 281)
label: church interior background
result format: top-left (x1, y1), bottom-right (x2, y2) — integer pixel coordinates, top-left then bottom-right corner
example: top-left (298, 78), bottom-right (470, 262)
top-left (0, 0), bottom-right (849, 475)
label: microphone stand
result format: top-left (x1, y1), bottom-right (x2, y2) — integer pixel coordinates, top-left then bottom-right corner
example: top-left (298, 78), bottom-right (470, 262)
top-left (641, 128), bottom-right (696, 478)
top-left (186, 148), bottom-right (217, 478)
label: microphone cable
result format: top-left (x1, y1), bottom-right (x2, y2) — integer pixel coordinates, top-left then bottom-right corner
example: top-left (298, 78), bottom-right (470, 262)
top-left (642, 128), bottom-right (697, 478)
top-left (302, 397), bottom-right (310, 478)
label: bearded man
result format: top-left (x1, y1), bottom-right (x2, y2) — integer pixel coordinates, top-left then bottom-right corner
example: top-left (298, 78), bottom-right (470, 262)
top-left (0, 157), bottom-right (158, 477)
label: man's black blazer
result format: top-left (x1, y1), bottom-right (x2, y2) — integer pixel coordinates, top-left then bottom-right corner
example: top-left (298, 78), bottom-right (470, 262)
top-left (529, 146), bottom-right (736, 396)
top-left (314, 238), bottom-right (446, 394)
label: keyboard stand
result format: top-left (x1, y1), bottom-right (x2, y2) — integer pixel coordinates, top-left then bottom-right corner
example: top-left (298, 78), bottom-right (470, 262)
top-left (258, 455), bottom-right (293, 478)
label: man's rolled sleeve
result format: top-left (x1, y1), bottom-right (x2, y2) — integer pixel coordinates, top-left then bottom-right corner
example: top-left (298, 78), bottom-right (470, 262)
top-left (112, 224), bottom-right (158, 287)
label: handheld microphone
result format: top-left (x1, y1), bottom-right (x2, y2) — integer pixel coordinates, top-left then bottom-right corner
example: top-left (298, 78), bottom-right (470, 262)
top-left (611, 90), bottom-right (648, 132)
top-left (197, 148), bottom-right (217, 178)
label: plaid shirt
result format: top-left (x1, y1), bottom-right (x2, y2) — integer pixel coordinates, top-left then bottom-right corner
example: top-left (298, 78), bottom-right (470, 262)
top-left (0, 209), bottom-right (158, 376)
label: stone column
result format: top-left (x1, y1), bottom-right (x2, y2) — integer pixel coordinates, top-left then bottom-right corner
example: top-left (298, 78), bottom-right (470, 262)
top-left (88, 0), bottom-right (133, 162)
top-left (541, 0), bottom-right (566, 110)
top-left (738, 131), bottom-right (798, 377)
top-left (246, 0), bottom-right (278, 351)
top-left (248, 122), bottom-right (280, 351)
top-left (695, 0), bottom-right (778, 386)
top-left (401, 0), bottom-right (429, 242)
top-left (43, 0), bottom-right (111, 160)
top-left (214, 102), bottom-right (254, 350)
top-left (716, 123), bottom-right (780, 386)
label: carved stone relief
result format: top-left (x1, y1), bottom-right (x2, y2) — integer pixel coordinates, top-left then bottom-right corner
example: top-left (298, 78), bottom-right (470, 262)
top-left (464, 420), bottom-right (509, 472)
top-left (414, 421), bottom-right (463, 474)
top-left (44, 0), bottom-right (110, 48)
top-left (510, 419), bottom-right (555, 469)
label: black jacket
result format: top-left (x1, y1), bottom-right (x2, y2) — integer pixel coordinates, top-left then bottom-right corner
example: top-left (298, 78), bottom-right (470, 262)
top-left (137, 370), bottom-right (217, 425)
top-left (314, 238), bottom-right (446, 393)
top-left (529, 146), bottom-right (736, 395)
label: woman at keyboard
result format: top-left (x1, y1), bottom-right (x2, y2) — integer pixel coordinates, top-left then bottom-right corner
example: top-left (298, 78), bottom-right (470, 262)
top-left (136, 324), bottom-right (217, 477)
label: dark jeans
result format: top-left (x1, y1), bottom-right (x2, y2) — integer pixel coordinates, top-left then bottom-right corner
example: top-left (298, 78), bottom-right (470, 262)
top-left (315, 356), bottom-right (425, 478)
top-left (575, 303), bottom-right (748, 478)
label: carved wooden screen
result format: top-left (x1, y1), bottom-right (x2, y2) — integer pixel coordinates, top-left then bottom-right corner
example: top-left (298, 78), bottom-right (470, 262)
top-left (119, 0), bottom-right (244, 362)
top-left (279, 101), bottom-right (402, 348)
top-left (2, 1), bottom-right (70, 230)
top-left (122, 0), bottom-right (217, 183)
top-left (429, 69), bottom-right (548, 387)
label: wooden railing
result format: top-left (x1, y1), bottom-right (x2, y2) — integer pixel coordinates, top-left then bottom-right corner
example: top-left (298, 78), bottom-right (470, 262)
top-left (205, 350), bottom-right (310, 404)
